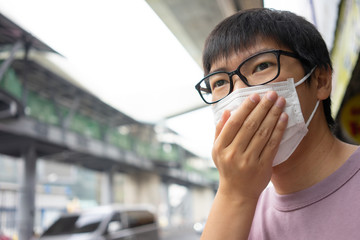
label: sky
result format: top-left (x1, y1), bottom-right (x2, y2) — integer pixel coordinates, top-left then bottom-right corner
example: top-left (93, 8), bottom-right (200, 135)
top-left (0, 0), bottom-right (204, 122)
top-left (0, 0), bottom-right (339, 159)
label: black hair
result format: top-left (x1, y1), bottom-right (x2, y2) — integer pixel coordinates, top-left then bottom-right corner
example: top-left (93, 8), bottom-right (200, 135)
top-left (202, 8), bottom-right (335, 130)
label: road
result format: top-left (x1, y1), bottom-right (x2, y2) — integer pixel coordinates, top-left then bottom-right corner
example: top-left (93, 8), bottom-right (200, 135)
top-left (160, 226), bottom-right (200, 240)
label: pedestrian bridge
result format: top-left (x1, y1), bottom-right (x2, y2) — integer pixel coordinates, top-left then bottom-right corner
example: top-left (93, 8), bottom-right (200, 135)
top-left (0, 58), bottom-right (217, 186)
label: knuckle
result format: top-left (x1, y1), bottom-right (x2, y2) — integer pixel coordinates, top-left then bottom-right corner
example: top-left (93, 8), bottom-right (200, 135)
top-left (259, 99), bottom-right (272, 111)
top-left (270, 107), bottom-right (282, 118)
top-left (257, 127), bottom-right (271, 139)
top-left (241, 152), bottom-right (252, 164)
top-left (243, 119), bottom-right (258, 131)
top-left (212, 145), bottom-right (235, 163)
top-left (212, 142), bottom-right (221, 154)
top-left (227, 118), bottom-right (241, 127)
top-left (267, 138), bottom-right (279, 149)
top-left (224, 148), bottom-right (238, 162)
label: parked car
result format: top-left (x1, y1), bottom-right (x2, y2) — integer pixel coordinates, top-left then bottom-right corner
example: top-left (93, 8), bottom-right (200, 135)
top-left (39, 205), bottom-right (159, 240)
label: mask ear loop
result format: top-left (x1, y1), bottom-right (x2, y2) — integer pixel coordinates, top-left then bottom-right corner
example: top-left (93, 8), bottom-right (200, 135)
top-left (294, 66), bottom-right (317, 87)
top-left (293, 66), bottom-right (318, 127)
top-left (305, 100), bottom-right (320, 127)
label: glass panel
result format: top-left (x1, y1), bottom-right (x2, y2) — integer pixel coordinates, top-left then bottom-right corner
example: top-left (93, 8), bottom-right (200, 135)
top-left (199, 72), bottom-right (230, 103)
top-left (42, 212), bottom-right (108, 235)
top-left (240, 52), bottom-right (279, 85)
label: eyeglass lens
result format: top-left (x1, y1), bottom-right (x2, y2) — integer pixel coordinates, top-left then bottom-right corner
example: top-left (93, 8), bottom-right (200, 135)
top-left (199, 52), bottom-right (279, 103)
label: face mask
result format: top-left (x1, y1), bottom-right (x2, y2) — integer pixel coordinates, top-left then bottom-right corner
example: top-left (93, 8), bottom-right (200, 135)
top-left (212, 68), bottom-right (319, 166)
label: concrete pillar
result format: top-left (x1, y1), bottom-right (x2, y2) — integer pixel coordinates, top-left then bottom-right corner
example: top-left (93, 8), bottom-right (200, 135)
top-left (162, 183), bottom-right (171, 227)
top-left (191, 187), bottom-right (215, 222)
top-left (166, 183), bottom-right (193, 227)
top-left (183, 187), bottom-right (193, 224)
top-left (100, 170), bottom-right (115, 205)
top-left (123, 172), bottom-right (161, 206)
top-left (17, 146), bottom-right (37, 240)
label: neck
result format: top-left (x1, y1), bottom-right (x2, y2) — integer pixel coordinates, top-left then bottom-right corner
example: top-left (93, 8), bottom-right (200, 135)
top-left (271, 114), bottom-right (357, 195)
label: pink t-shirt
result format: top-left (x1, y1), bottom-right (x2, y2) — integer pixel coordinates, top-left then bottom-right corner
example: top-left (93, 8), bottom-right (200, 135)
top-left (249, 147), bottom-right (360, 240)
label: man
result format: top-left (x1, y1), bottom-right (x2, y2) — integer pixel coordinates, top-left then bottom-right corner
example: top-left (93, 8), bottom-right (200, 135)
top-left (195, 8), bottom-right (359, 239)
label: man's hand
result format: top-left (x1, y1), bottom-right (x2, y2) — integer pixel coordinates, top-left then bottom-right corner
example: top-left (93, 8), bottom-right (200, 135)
top-left (212, 91), bottom-right (288, 200)
top-left (201, 91), bottom-right (288, 240)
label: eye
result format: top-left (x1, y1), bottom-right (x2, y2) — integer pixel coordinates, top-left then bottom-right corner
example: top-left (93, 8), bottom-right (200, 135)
top-left (208, 73), bottom-right (230, 91)
top-left (213, 79), bottom-right (228, 89)
top-left (254, 62), bottom-right (274, 72)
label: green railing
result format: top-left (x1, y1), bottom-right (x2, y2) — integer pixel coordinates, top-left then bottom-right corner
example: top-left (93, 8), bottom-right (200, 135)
top-left (107, 129), bottom-right (133, 151)
top-left (68, 112), bottom-right (103, 140)
top-left (27, 91), bottom-right (60, 125)
top-left (0, 68), bottom-right (22, 99)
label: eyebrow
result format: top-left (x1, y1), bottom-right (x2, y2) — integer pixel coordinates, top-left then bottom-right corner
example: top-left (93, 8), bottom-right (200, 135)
top-left (208, 67), bottom-right (229, 74)
top-left (208, 48), bottom-right (277, 74)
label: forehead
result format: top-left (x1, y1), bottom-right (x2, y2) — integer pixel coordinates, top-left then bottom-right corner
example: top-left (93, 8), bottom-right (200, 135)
top-left (209, 38), bottom-right (286, 73)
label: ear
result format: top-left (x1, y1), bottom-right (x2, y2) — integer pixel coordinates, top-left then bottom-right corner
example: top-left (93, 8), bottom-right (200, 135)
top-left (313, 65), bottom-right (332, 100)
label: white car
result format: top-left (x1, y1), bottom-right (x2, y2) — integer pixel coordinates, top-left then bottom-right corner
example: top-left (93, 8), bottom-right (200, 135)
top-left (39, 205), bottom-right (160, 240)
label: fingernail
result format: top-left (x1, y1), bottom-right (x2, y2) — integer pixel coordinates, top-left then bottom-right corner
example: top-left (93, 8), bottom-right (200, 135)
top-left (279, 112), bottom-right (288, 122)
top-left (266, 91), bottom-right (277, 101)
top-left (275, 97), bottom-right (285, 108)
top-left (249, 94), bottom-right (259, 103)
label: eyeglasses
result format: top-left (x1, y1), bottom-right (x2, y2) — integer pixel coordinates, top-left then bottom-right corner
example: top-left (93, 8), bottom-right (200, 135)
top-left (195, 49), bottom-right (302, 104)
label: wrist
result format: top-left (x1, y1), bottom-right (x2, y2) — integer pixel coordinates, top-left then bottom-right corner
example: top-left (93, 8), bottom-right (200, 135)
top-left (216, 187), bottom-right (259, 209)
top-left (202, 186), bottom-right (259, 240)
top-left (217, 182), bottom-right (262, 204)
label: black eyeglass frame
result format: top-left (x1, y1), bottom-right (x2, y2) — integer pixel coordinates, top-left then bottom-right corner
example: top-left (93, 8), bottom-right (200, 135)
top-left (195, 49), bottom-right (305, 104)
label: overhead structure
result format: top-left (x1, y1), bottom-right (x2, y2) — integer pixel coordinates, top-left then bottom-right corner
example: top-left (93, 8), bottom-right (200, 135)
top-left (0, 13), bottom-right (59, 54)
top-left (0, 12), bottom-right (63, 240)
top-left (0, 12), bottom-right (218, 240)
top-left (145, 0), bottom-right (264, 66)
top-left (0, 11), bottom-right (62, 122)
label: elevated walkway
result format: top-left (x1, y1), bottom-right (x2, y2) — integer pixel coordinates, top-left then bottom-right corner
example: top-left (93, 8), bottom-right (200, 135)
top-left (0, 57), bottom-right (215, 186)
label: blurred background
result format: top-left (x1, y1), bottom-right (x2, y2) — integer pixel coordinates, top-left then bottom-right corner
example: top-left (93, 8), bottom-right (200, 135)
top-left (0, 0), bottom-right (359, 239)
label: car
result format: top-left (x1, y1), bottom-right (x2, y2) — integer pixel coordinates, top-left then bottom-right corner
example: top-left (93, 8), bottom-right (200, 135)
top-left (39, 205), bottom-right (159, 240)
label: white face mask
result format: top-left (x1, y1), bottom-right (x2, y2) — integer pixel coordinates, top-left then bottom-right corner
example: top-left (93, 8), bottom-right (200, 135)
top-left (212, 68), bottom-right (319, 166)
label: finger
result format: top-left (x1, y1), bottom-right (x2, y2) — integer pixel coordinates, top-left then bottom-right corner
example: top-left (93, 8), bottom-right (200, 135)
top-left (260, 112), bottom-right (288, 167)
top-left (217, 93), bottom-right (260, 148)
top-left (214, 110), bottom-right (231, 140)
top-left (245, 96), bottom-right (286, 158)
top-left (231, 91), bottom-right (278, 152)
